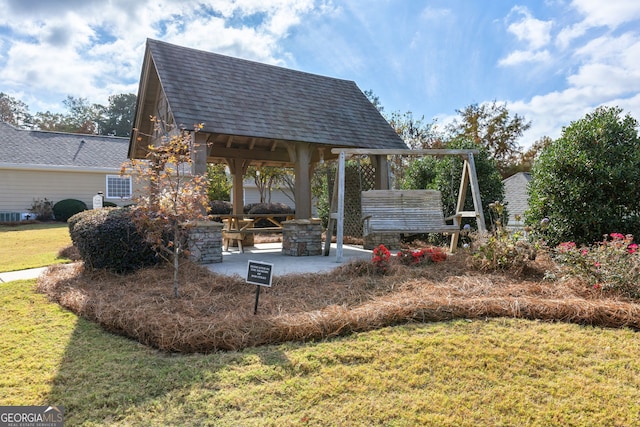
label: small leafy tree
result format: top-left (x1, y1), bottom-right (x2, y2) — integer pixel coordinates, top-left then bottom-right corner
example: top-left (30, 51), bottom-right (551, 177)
top-left (403, 138), bottom-right (505, 231)
top-left (207, 163), bottom-right (232, 201)
top-left (127, 120), bottom-right (210, 297)
top-left (246, 166), bottom-right (285, 203)
top-left (526, 106), bottom-right (640, 246)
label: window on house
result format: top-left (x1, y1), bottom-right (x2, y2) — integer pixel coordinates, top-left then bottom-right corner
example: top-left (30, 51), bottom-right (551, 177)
top-left (106, 175), bottom-right (132, 199)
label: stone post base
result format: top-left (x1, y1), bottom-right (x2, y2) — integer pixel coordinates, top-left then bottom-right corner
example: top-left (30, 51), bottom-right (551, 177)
top-left (363, 233), bottom-right (401, 250)
top-left (282, 219), bottom-right (322, 256)
top-left (187, 221), bottom-right (223, 264)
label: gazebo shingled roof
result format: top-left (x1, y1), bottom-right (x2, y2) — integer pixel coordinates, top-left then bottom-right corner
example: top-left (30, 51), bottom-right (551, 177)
top-left (128, 39), bottom-right (407, 218)
top-left (129, 39), bottom-right (406, 161)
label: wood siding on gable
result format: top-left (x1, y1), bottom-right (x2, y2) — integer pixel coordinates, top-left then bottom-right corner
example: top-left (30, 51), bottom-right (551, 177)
top-left (0, 169), bottom-right (141, 212)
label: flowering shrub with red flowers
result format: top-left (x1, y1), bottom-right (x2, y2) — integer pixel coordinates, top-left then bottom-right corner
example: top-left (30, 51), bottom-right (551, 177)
top-left (396, 247), bottom-right (447, 266)
top-left (371, 244), bottom-right (391, 274)
top-left (554, 233), bottom-right (640, 298)
top-left (368, 244), bottom-right (447, 275)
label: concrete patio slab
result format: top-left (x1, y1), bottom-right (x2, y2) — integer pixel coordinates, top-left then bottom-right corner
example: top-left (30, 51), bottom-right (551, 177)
top-left (204, 243), bottom-right (372, 278)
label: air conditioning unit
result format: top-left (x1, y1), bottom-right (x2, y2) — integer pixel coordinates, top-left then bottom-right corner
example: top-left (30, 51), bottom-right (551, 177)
top-left (0, 212), bottom-right (21, 222)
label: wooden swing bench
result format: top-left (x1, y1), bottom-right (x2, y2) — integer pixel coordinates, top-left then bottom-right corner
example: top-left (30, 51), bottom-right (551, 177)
top-left (361, 190), bottom-right (461, 251)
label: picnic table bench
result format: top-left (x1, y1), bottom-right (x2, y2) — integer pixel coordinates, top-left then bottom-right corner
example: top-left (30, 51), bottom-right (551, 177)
top-left (361, 189), bottom-right (461, 252)
top-left (218, 213), bottom-right (295, 252)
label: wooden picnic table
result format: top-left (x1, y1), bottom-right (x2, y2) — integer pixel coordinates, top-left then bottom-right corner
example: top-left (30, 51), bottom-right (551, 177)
top-left (216, 213), bottom-right (295, 252)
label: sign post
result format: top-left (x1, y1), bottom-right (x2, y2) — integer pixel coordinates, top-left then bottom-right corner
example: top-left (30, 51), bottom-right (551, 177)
top-left (246, 260), bottom-right (273, 314)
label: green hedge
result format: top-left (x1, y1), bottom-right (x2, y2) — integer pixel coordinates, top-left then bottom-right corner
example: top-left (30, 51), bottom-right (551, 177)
top-left (68, 208), bottom-right (159, 273)
top-left (246, 203), bottom-right (294, 228)
top-left (53, 199), bottom-right (87, 222)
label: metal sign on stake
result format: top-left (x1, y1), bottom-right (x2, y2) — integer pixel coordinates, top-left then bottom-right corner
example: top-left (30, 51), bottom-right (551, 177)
top-left (246, 260), bottom-right (273, 314)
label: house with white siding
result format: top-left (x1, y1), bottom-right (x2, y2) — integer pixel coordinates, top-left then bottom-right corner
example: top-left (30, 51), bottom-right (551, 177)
top-left (0, 121), bottom-right (134, 220)
top-left (503, 172), bottom-right (531, 229)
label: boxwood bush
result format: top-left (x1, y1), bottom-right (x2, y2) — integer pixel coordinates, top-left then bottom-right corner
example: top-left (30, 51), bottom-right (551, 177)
top-left (68, 208), bottom-right (159, 273)
top-left (246, 203), bottom-right (294, 228)
top-left (53, 198), bottom-right (88, 222)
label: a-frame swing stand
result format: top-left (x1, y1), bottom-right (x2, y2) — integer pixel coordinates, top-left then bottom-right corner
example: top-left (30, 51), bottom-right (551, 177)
top-left (323, 149), bottom-right (487, 262)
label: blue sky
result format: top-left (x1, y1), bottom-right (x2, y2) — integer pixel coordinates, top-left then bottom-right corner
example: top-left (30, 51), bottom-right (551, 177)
top-left (1, 0), bottom-right (639, 149)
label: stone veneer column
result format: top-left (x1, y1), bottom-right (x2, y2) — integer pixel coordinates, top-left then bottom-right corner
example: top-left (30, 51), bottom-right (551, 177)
top-left (282, 219), bottom-right (322, 256)
top-left (363, 233), bottom-right (401, 250)
top-left (187, 221), bottom-right (224, 264)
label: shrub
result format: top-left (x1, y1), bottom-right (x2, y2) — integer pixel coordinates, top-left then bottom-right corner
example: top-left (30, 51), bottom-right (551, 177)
top-left (209, 200), bottom-right (232, 216)
top-left (246, 203), bottom-right (294, 228)
top-left (103, 201), bottom-right (118, 207)
top-left (397, 247), bottom-right (447, 265)
top-left (554, 233), bottom-right (640, 298)
top-left (367, 244), bottom-right (447, 275)
top-left (372, 244), bottom-right (391, 275)
top-left (402, 138), bottom-right (506, 232)
top-left (68, 208), bottom-right (159, 273)
top-left (29, 198), bottom-right (54, 221)
top-left (469, 201), bottom-right (539, 272)
top-left (526, 106), bottom-right (640, 246)
top-left (53, 199), bottom-right (87, 222)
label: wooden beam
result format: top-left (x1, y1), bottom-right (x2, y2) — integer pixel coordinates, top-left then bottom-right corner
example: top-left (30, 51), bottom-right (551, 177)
top-left (294, 142), bottom-right (313, 219)
top-left (372, 155), bottom-right (389, 190)
top-left (330, 148), bottom-right (479, 157)
top-left (229, 158), bottom-right (249, 215)
top-left (225, 135), bottom-right (234, 148)
top-left (270, 140), bottom-right (278, 151)
top-left (207, 146), bottom-right (291, 163)
top-left (249, 138), bottom-right (256, 150)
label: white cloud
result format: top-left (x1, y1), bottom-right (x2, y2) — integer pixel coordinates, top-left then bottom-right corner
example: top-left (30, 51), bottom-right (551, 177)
top-left (420, 6), bottom-right (452, 21)
top-left (572, 0), bottom-right (640, 28)
top-left (0, 0), bottom-right (322, 112)
top-left (499, 6), bottom-right (553, 67)
top-left (557, 0), bottom-right (640, 48)
top-left (498, 2), bottom-right (640, 148)
top-left (506, 6), bottom-right (553, 50)
top-left (499, 49), bottom-right (551, 66)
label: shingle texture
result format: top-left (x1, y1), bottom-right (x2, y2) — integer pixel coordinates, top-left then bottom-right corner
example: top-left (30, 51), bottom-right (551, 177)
top-left (0, 121), bottom-right (129, 169)
top-left (146, 39), bottom-right (407, 149)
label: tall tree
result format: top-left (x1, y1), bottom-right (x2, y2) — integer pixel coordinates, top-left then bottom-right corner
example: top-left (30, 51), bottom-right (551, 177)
top-left (387, 111), bottom-right (442, 150)
top-left (63, 95), bottom-right (102, 134)
top-left (33, 111), bottom-right (75, 132)
top-left (0, 93), bottom-right (33, 127)
top-left (364, 89), bottom-right (384, 113)
top-left (97, 93), bottom-right (137, 136)
top-left (447, 101), bottom-right (531, 175)
top-left (34, 96), bottom-right (101, 134)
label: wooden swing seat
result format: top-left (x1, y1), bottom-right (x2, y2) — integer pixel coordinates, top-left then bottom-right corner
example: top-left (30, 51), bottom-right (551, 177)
top-left (361, 190), bottom-right (460, 250)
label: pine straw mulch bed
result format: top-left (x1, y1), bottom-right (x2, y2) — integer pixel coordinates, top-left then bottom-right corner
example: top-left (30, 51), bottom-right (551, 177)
top-left (36, 251), bottom-right (640, 353)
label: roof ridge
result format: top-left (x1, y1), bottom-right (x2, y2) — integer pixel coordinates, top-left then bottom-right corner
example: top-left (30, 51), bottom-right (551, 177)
top-left (146, 38), bottom-right (356, 85)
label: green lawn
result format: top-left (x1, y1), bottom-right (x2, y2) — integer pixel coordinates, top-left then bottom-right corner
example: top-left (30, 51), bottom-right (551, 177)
top-left (2, 279), bottom-right (639, 426)
top-left (3, 223), bottom-right (640, 425)
top-left (0, 222), bottom-right (72, 272)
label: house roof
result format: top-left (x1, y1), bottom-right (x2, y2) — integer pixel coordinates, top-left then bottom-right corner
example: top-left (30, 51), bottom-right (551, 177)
top-left (0, 121), bottom-right (129, 171)
top-left (503, 172), bottom-right (532, 222)
top-left (130, 39), bottom-right (407, 161)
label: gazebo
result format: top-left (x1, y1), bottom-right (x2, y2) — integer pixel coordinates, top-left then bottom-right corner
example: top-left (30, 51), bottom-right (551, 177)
top-left (128, 39), bottom-right (408, 221)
